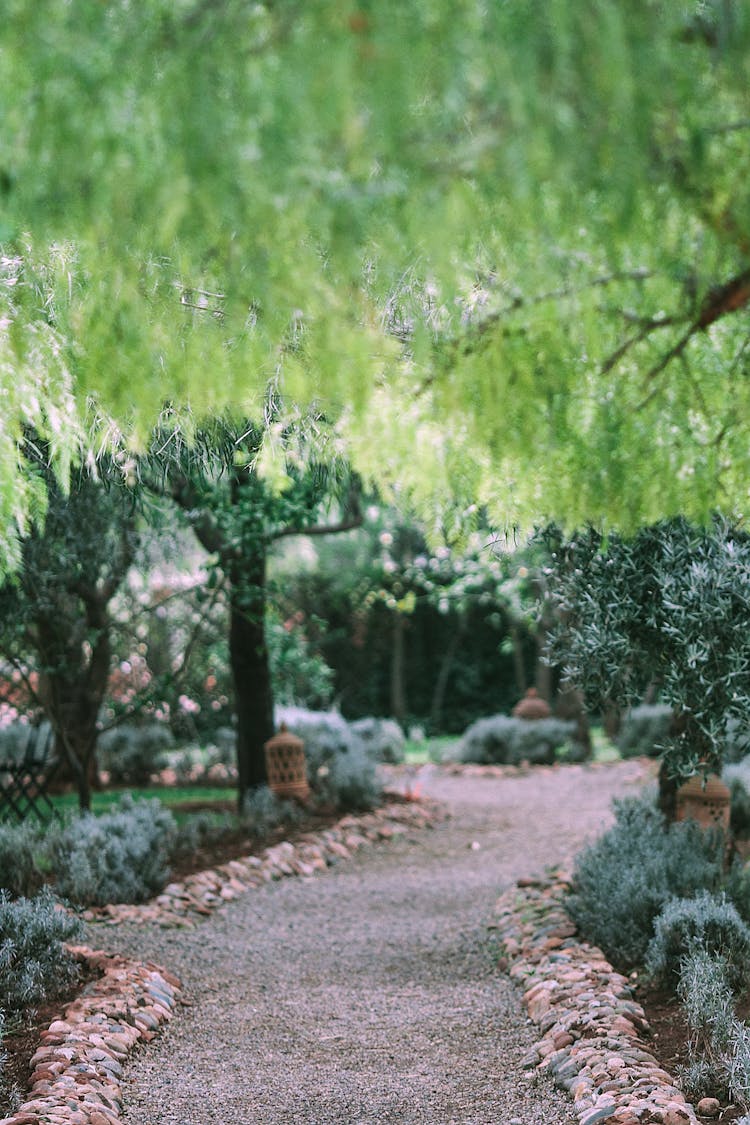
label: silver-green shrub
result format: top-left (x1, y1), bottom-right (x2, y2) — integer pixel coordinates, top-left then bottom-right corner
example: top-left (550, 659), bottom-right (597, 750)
top-left (617, 704), bottom-right (674, 759)
top-left (0, 888), bottom-right (82, 1012)
top-left (457, 714), bottom-right (576, 766)
top-left (0, 820), bottom-right (45, 898)
top-left (676, 1058), bottom-right (729, 1105)
top-left (0, 721), bottom-right (52, 764)
top-left (724, 759), bottom-right (750, 839)
top-left (647, 893), bottom-right (750, 989)
top-left (322, 743), bottom-right (383, 811)
top-left (729, 1021), bottom-right (750, 1112)
top-left (350, 718), bottom-right (405, 764)
top-left (567, 795), bottom-right (725, 970)
top-left (724, 719), bottom-right (750, 765)
top-left (241, 786), bottom-right (304, 837)
top-left (48, 795), bottom-right (176, 905)
top-left (677, 947), bottom-right (735, 1052)
top-left (97, 722), bottom-right (175, 786)
top-left (276, 707), bottom-right (383, 811)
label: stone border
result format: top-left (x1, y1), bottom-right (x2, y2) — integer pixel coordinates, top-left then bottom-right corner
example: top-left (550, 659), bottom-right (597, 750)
top-left (79, 796), bottom-right (448, 927)
top-left (493, 871), bottom-right (698, 1125)
top-left (0, 945), bottom-right (181, 1125)
top-left (0, 798), bottom-right (446, 1125)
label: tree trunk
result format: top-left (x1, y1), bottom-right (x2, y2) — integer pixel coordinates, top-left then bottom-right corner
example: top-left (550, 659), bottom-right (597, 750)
top-left (229, 549), bottom-right (275, 810)
top-left (391, 613), bottom-right (407, 725)
top-left (658, 761), bottom-right (679, 821)
top-left (602, 698), bottom-right (622, 740)
top-left (38, 597), bottom-right (113, 810)
top-left (429, 618), bottom-right (464, 733)
top-left (555, 684), bottom-right (592, 758)
top-left (508, 623), bottom-right (527, 699)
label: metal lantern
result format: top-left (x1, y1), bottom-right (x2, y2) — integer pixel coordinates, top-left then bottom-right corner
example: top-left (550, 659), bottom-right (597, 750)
top-left (675, 773), bottom-right (731, 832)
top-left (264, 723), bottom-right (310, 803)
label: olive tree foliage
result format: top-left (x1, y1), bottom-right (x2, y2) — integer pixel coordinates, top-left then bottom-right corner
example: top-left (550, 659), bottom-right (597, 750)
top-left (1, 2), bottom-right (750, 556)
top-left (544, 519), bottom-right (750, 787)
top-left (0, 450), bottom-right (139, 809)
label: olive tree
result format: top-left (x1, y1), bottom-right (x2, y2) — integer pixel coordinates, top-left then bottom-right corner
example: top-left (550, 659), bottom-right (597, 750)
top-left (544, 519), bottom-right (750, 812)
top-left (0, 450), bottom-right (138, 809)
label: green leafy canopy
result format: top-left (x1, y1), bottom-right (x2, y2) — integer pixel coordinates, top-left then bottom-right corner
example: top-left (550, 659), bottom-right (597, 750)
top-left (2, 2), bottom-right (750, 561)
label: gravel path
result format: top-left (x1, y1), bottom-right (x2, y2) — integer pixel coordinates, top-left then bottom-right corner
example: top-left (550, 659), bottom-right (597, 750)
top-left (108, 760), bottom-right (649, 1125)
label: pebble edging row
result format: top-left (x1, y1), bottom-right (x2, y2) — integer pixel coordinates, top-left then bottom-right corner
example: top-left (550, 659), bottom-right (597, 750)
top-left (79, 795), bottom-right (449, 928)
top-left (1, 798), bottom-right (446, 1125)
top-left (493, 871), bottom-right (704, 1125)
top-left (0, 945), bottom-right (181, 1125)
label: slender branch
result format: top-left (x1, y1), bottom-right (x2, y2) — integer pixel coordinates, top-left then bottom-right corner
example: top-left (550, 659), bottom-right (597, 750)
top-left (417, 268), bottom-right (654, 393)
top-left (271, 512), bottom-right (363, 541)
top-left (599, 315), bottom-right (680, 376)
top-left (640, 267), bottom-right (750, 386)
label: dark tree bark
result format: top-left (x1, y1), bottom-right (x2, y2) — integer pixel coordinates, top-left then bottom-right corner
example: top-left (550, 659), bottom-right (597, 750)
top-left (508, 623), bottom-right (527, 699)
top-left (4, 469), bottom-right (140, 811)
top-left (228, 550), bottom-right (275, 806)
top-left (554, 683), bottom-right (592, 758)
top-left (429, 618), bottom-right (465, 733)
top-left (601, 699), bottom-right (622, 740)
top-left (390, 613), bottom-right (407, 725)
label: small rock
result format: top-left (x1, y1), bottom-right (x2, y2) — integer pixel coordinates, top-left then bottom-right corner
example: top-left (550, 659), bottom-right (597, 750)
top-left (696, 1098), bottom-right (721, 1118)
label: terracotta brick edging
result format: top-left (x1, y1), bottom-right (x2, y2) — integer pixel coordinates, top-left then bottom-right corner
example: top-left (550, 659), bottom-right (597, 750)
top-left (493, 871), bottom-right (699, 1125)
top-left (0, 946), bottom-right (181, 1125)
top-left (80, 795), bottom-right (449, 928)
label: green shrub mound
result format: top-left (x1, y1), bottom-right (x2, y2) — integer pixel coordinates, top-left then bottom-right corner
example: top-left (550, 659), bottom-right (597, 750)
top-left (647, 893), bottom-right (750, 990)
top-left (49, 795), bottom-right (176, 906)
top-left (567, 795), bottom-right (725, 970)
top-left (0, 888), bottom-right (82, 1012)
top-left (616, 704), bottom-right (674, 759)
top-left (0, 820), bottom-right (44, 899)
top-left (457, 714), bottom-right (576, 766)
top-left (97, 722), bottom-right (175, 786)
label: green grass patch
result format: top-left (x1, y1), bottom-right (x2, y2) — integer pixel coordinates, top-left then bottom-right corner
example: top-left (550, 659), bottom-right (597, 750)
top-left (403, 736), bottom-right (457, 765)
top-left (48, 785), bottom-right (236, 821)
top-left (590, 726), bottom-right (622, 763)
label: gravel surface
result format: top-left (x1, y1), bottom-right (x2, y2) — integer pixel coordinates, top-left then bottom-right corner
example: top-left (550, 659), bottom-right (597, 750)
top-left (107, 760), bottom-right (650, 1125)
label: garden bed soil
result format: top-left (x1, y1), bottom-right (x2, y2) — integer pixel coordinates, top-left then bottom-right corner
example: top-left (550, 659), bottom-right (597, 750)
top-left (165, 797), bottom-right (398, 881)
top-left (0, 964), bottom-right (100, 1118)
top-left (637, 983), bottom-right (750, 1123)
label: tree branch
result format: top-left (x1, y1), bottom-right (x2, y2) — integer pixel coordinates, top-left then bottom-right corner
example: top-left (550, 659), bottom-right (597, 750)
top-left (271, 512), bottom-right (363, 542)
top-left (640, 267), bottom-right (750, 386)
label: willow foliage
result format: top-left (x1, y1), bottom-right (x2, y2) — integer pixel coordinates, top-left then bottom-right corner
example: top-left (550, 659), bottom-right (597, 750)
top-left (2, 1), bottom-right (750, 560)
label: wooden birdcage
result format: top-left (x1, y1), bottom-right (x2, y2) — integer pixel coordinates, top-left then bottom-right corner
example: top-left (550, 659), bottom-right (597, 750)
top-left (264, 724), bottom-right (310, 802)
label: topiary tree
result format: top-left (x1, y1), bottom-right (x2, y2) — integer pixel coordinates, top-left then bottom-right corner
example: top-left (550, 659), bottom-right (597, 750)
top-left (544, 518), bottom-right (750, 813)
